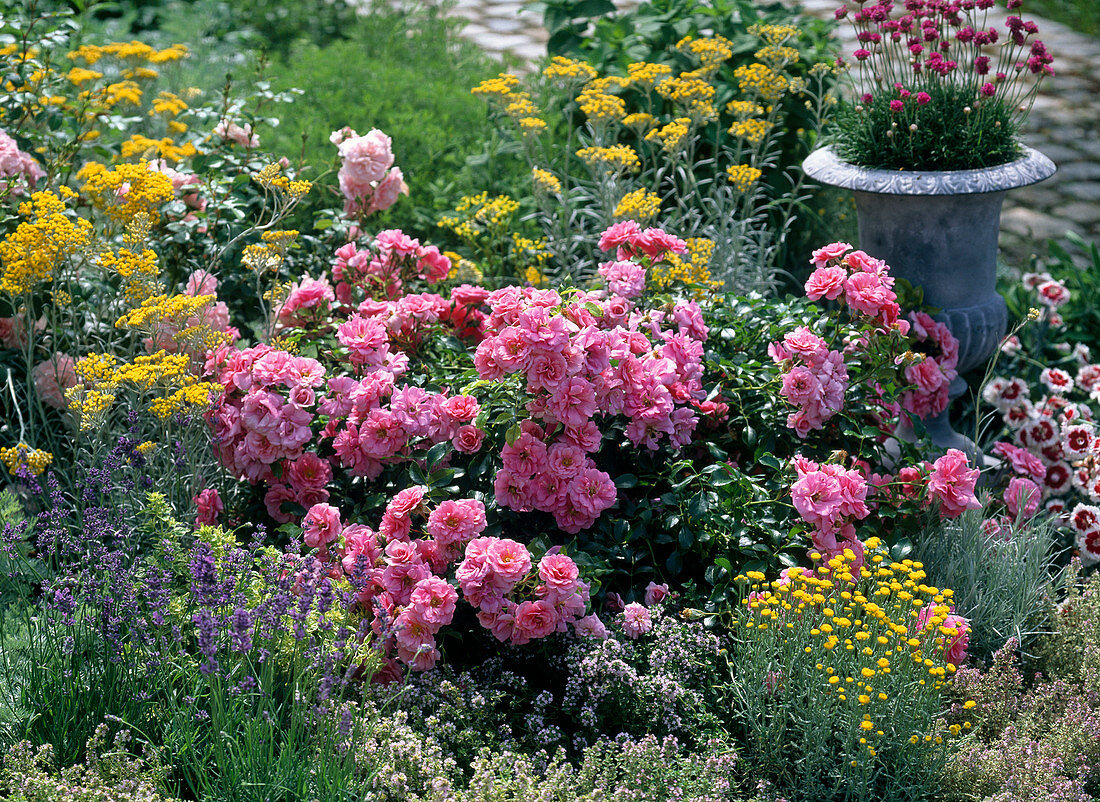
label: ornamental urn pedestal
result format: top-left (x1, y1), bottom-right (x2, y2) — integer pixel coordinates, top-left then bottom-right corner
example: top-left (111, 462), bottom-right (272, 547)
top-left (802, 145), bottom-right (1057, 454)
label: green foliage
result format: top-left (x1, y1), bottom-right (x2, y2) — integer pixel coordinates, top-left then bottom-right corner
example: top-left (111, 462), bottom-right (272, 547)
top-left (912, 508), bottom-right (1056, 660)
top-left (259, 3), bottom-right (529, 237)
top-left (832, 83), bottom-right (1020, 171)
top-left (1024, 0), bottom-right (1100, 37)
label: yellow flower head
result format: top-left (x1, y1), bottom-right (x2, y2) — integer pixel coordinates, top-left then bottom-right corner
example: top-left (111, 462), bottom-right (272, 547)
top-left (532, 168), bottom-right (562, 196)
top-left (543, 56), bottom-right (597, 84)
top-left (576, 145), bottom-right (640, 174)
top-left (613, 187), bottom-right (662, 224)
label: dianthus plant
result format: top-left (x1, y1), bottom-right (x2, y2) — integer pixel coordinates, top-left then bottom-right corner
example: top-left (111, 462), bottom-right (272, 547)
top-left (980, 267), bottom-right (1100, 566)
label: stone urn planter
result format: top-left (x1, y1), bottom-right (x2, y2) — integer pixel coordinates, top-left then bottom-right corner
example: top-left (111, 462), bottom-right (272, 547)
top-left (802, 145), bottom-right (1056, 453)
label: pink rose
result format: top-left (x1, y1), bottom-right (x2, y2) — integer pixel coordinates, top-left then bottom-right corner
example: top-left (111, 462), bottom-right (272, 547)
top-left (32, 354), bottom-right (78, 410)
top-left (644, 582), bottom-right (670, 606)
top-left (805, 266), bottom-right (848, 301)
top-left (302, 502), bottom-right (342, 549)
top-left (573, 614), bottom-right (609, 640)
top-left (193, 488), bottom-right (223, 526)
top-left (537, 553), bottom-right (580, 599)
top-left (809, 241), bottom-right (852, 268)
top-left (1004, 476), bottom-right (1040, 519)
top-left (510, 599), bottom-right (558, 645)
top-left (621, 602), bottom-right (652, 639)
top-left (927, 449), bottom-right (982, 518)
top-left (452, 424), bottom-right (485, 454)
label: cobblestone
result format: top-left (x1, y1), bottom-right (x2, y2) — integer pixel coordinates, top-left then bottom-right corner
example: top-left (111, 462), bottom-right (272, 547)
top-left (370, 0), bottom-right (1099, 261)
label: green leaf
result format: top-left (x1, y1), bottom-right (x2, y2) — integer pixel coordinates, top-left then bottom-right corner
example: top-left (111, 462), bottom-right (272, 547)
top-left (615, 473), bottom-right (638, 489)
top-left (424, 441), bottom-right (451, 471)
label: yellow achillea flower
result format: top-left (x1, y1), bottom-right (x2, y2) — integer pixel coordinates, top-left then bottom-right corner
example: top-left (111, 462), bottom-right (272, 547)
top-left (261, 229), bottom-right (299, 255)
top-left (542, 56), bottom-right (597, 84)
top-left (577, 89), bottom-right (626, 124)
top-left (103, 80), bottom-right (142, 107)
top-left (734, 63), bottom-right (789, 101)
top-left (749, 22), bottom-right (799, 47)
top-left (148, 382), bottom-right (222, 421)
top-left (622, 112), bottom-right (657, 132)
top-left (151, 91), bottom-right (188, 117)
top-left (675, 35), bottom-right (734, 68)
top-left (655, 72), bottom-right (715, 107)
top-left (81, 161), bottom-right (175, 223)
top-left (726, 164), bottom-right (763, 192)
top-left (99, 247), bottom-right (160, 304)
top-left (755, 45), bottom-right (801, 68)
top-left (66, 67), bottom-right (103, 86)
top-left (241, 243), bottom-right (283, 274)
top-left (576, 145), bottom-right (640, 174)
top-left (613, 187), bottom-right (661, 224)
top-left (510, 233), bottom-right (550, 265)
top-left (66, 386), bottom-right (117, 432)
top-left (471, 73), bottom-right (520, 99)
top-left (439, 192), bottom-right (520, 242)
top-left (645, 117), bottom-right (693, 154)
top-left (121, 134), bottom-right (199, 163)
top-left (252, 163), bottom-right (312, 201)
top-left (115, 293), bottom-right (214, 332)
top-left (531, 168), bottom-right (562, 196)
top-left (727, 100), bottom-right (765, 119)
top-left (627, 62), bottom-right (673, 87)
top-left (147, 45), bottom-right (188, 64)
top-left (0, 191), bottom-right (93, 295)
top-left (518, 117), bottom-right (547, 134)
top-left (505, 95), bottom-right (540, 118)
top-left (113, 351), bottom-right (191, 390)
top-left (652, 237), bottom-right (719, 295)
top-left (0, 444), bottom-right (53, 476)
top-left (524, 265), bottom-right (546, 286)
top-left (728, 118), bottom-right (775, 145)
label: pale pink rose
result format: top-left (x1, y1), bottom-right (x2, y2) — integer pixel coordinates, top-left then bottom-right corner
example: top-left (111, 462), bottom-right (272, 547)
top-left (193, 488), bottom-right (223, 526)
top-left (905, 359), bottom-right (946, 394)
top-left (485, 538), bottom-right (532, 585)
top-left (537, 553), bottom-right (580, 599)
top-left (809, 241), bottom-right (852, 268)
top-left (338, 128), bottom-right (395, 186)
top-left (573, 613), bottom-right (609, 640)
top-left (408, 576), bottom-right (458, 630)
top-left (783, 326), bottom-right (826, 361)
top-left (805, 266), bottom-right (848, 301)
top-left (302, 502), bottom-right (342, 549)
top-left (510, 599), bottom-right (558, 645)
top-left (366, 167), bottom-right (408, 215)
top-left (621, 602), bottom-right (652, 639)
top-left (452, 424), bottom-right (485, 454)
top-left (441, 394), bottom-right (480, 423)
top-left (214, 119), bottom-right (258, 147)
top-left (32, 354), bottom-right (78, 410)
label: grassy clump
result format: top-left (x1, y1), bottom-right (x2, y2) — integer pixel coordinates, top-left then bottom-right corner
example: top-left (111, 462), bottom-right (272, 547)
top-left (832, 82), bottom-right (1021, 171)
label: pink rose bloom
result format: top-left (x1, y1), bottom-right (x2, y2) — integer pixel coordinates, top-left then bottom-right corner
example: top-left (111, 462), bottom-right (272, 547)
top-left (185, 269), bottom-right (218, 296)
top-left (991, 442), bottom-right (1046, 482)
top-left (1004, 476), bottom-right (1041, 519)
top-left (386, 485), bottom-right (428, 519)
top-left (783, 326), bottom-right (827, 362)
top-left (366, 167), bottom-right (408, 215)
top-left (0, 129), bottom-right (46, 194)
top-left (927, 449), bottom-right (982, 518)
top-left (302, 503), bottom-right (342, 549)
top-left (780, 366), bottom-right (823, 407)
top-left (452, 424), bottom-right (485, 454)
top-left (510, 599), bottom-right (558, 645)
top-left (644, 582), bottom-right (670, 606)
top-left (485, 538), bottom-right (532, 585)
top-left (441, 394), bottom-right (480, 423)
top-left (809, 241), bottom-right (852, 268)
top-left (573, 613), bottom-right (609, 639)
top-left (598, 260), bottom-right (647, 299)
top-left (32, 354), bottom-right (78, 410)
top-left (905, 358), bottom-right (946, 394)
top-left (263, 484), bottom-right (296, 523)
top-left (408, 575), bottom-right (459, 630)
top-left (278, 277), bottom-right (335, 327)
top-left (621, 602), bottom-right (652, 639)
top-left (844, 271), bottom-right (891, 318)
top-left (426, 498), bottom-right (487, 547)
top-left (791, 470), bottom-right (842, 532)
top-left (214, 119), bottom-right (258, 147)
top-left (193, 488), bottom-right (223, 526)
top-left (337, 128), bottom-right (395, 187)
top-left (287, 452), bottom-right (332, 490)
top-left (477, 607), bottom-right (517, 642)
top-left (537, 553), bottom-right (580, 599)
top-left (597, 220), bottom-right (642, 252)
top-left (805, 266), bottom-right (848, 301)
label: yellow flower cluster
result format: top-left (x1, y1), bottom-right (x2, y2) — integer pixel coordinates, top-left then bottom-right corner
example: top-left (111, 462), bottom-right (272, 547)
top-left (654, 72), bottom-right (716, 113)
top-left (252, 164), bottom-right (312, 201)
top-left (726, 164), bottom-right (763, 192)
top-left (65, 386), bottom-right (116, 432)
top-left (734, 63), bottom-right (789, 102)
top-left (241, 243), bottom-right (284, 274)
top-left (471, 72), bottom-right (520, 99)
top-left (652, 237), bottom-right (719, 294)
top-left (510, 233), bottom-right (550, 266)
top-left (66, 67), bottom-right (103, 86)
top-left (645, 117), bottom-right (693, 154)
top-left (121, 134), bottom-right (198, 163)
top-left (576, 145), bottom-right (640, 174)
top-left (0, 191), bottom-right (93, 295)
top-left (728, 118), bottom-right (775, 145)
top-left (532, 168), bottom-right (562, 196)
top-left (748, 23), bottom-right (799, 47)
top-left (112, 351), bottom-right (192, 390)
top-left (524, 266), bottom-right (546, 286)
top-left (261, 229), bottom-right (299, 255)
top-left (68, 42), bottom-right (188, 65)
top-left (755, 45), bottom-right (801, 68)
top-left (151, 91), bottom-right (188, 117)
top-left (675, 35), bottom-right (734, 69)
top-left (445, 254), bottom-right (484, 284)
top-left (627, 62), bottom-right (673, 87)
top-left (622, 112), bottom-right (657, 132)
top-left (577, 86), bottom-right (626, 125)
top-left (103, 80), bottom-right (143, 107)
top-left (114, 293), bottom-right (214, 332)
top-left (0, 444), bottom-right (53, 476)
top-left (148, 382), bottom-right (222, 421)
top-left (80, 161), bottom-right (175, 223)
top-left (99, 247), bottom-right (160, 304)
top-left (727, 100), bottom-right (765, 119)
top-left (472, 72), bottom-right (547, 132)
top-left (542, 56), bottom-right (597, 84)
top-left (613, 187), bottom-right (662, 224)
